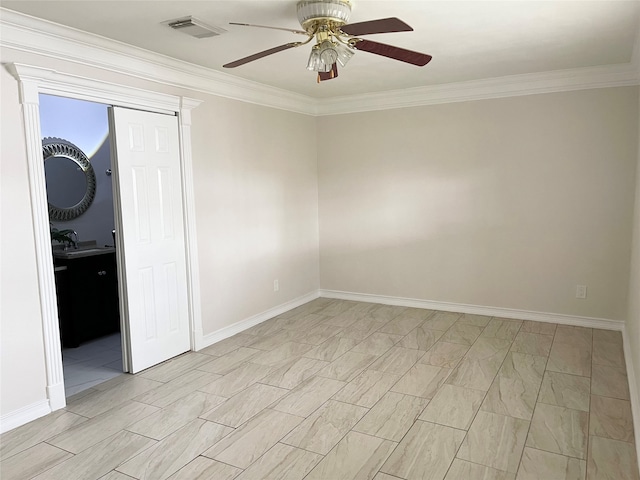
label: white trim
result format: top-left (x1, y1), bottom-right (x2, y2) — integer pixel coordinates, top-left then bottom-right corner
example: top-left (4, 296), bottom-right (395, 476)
top-left (622, 325), bottom-right (640, 470)
top-left (198, 290), bottom-right (320, 350)
top-left (1, 8), bottom-right (639, 117)
top-left (320, 289), bottom-right (624, 331)
top-left (0, 400), bottom-right (51, 434)
top-left (6, 62), bottom-right (202, 417)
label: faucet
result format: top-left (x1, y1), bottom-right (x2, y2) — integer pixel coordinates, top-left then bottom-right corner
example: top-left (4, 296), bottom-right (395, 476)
top-left (70, 231), bottom-right (79, 249)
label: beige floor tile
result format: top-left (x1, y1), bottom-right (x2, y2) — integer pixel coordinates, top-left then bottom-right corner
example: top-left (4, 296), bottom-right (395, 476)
top-left (282, 400), bottom-right (368, 454)
top-left (248, 330), bottom-right (304, 351)
top-left (441, 323), bottom-right (484, 346)
top-left (554, 326), bottom-right (592, 348)
top-left (305, 431), bottom-right (397, 480)
top-left (423, 311), bottom-right (462, 331)
top-left (420, 384), bottom-right (485, 430)
top-left (32, 430), bottom-right (155, 480)
top-left (419, 341), bottom-right (470, 368)
top-left (248, 342), bottom-right (314, 368)
top-left (592, 340), bottom-right (625, 369)
top-left (370, 304), bottom-right (407, 322)
top-left (457, 313), bottom-right (492, 327)
top-left (166, 456), bottom-right (242, 480)
top-left (392, 363), bottom-right (451, 399)
top-left (272, 375), bottom-right (346, 417)
top-left (517, 447), bottom-right (585, 480)
top-left (303, 335), bottom-right (358, 362)
top-left (203, 409), bottom-right (303, 469)
top-left (482, 353), bottom-right (546, 420)
top-left (382, 420), bottom-right (465, 480)
top-left (510, 332), bottom-right (553, 357)
top-left (445, 459), bottom-right (515, 480)
top-left (199, 333), bottom-right (257, 356)
top-left (537, 371), bottom-right (591, 412)
top-left (0, 442), bottom-right (72, 480)
top-left (374, 472), bottom-right (403, 480)
top-left (354, 392), bottom-right (429, 441)
top-left (398, 325), bottom-right (445, 351)
top-left (66, 388), bottom-right (98, 402)
top-left (458, 411), bottom-right (530, 473)
top-left (201, 383), bottom-right (288, 427)
top-left (65, 376), bottom-right (164, 418)
top-left (592, 329), bottom-right (622, 345)
top-left (315, 300), bottom-right (356, 317)
top-left (117, 419), bottom-right (233, 479)
top-left (298, 323), bottom-right (343, 345)
top-left (342, 318), bottom-right (392, 340)
top-left (48, 400), bottom-right (159, 453)
top-left (243, 318), bottom-right (288, 337)
top-left (587, 435), bottom-right (640, 480)
top-left (261, 356), bottom-right (329, 389)
top-left (352, 332), bottom-right (403, 356)
top-left (589, 395), bottom-right (634, 443)
top-left (378, 315), bottom-right (425, 336)
top-left (198, 362), bottom-right (273, 397)
top-left (317, 351), bottom-right (378, 382)
top-left (322, 309), bottom-right (368, 328)
top-left (134, 370), bottom-right (222, 408)
top-left (128, 391), bottom-right (226, 440)
top-left (101, 471), bottom-right (138, 480)
top-left (396, 307), bottom-right (435, 321)
top-left (368, 347), bottom-right (424, 376)
top-left (235, 443), bottom-right (322, 480)
top-left (446, 337), bottom-right (512, 391)
top-left (547, 342), bottom-right (592, 377)
top-left (521, 321), bottom-right (557, 336)
top-left (591, 364), bottom-right (630, 400)
top-left (526, 403), bottom-right (588, 459)
top-left (279, 313), bottom-right (327, 332)
top-left (0, 409), bottom-right (87, 460)
top-left (196, 347), bottom-right (262, 374)
top-left (139, 353), bottom-right (213, 382)
top-left (481, 318), bottom-right (523, 341)
top-left (332, 369), bottom-right (402, 408)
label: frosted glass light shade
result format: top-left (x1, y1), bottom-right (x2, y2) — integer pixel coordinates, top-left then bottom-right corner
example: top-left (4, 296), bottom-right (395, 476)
top-left (334, 41), bottom-right (355, 67)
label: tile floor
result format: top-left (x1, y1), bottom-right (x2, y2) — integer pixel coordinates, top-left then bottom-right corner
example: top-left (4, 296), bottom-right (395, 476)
top-left (1, 298), bottom-right (638, 479)
top-left (62, 333), bottom-right (123, 397)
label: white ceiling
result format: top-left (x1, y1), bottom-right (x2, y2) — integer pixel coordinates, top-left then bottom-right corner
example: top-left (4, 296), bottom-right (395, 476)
top-left (3, 1), bottom-right (639, 98)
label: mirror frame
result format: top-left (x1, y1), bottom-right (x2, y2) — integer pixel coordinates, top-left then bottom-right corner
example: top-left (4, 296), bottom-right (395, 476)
top-left (42, 137), bottom-right (96, 221)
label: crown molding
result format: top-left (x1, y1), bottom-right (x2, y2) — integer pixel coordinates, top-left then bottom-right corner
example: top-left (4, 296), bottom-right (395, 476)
top-left (1, 7), bottom-right (638, 117)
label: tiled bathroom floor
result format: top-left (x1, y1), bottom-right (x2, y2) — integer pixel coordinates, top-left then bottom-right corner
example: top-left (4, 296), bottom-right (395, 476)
top-left (1, 298), bottom-right (638, 479)
top-left (62, 333), bottom-right (123, 397)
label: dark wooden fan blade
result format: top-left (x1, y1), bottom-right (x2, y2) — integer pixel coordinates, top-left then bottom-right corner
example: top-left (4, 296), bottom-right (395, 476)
top-left (340, 17), bottom-right (413, 36)
top-left (229, 22), bottom-right (308, 36)
top-left (318, 63), bottom-right (339, 82)
top-left (353, 39), bottom-right (432, 66)
top-left (223, 43), bottom-right (299, 68)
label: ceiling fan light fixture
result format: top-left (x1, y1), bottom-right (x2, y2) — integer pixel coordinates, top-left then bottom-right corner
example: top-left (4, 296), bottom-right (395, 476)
top-left (296, 0), bottom-right (352, 30)
top-left (319, 40), bottom-right (339, 67)
top-left (334, 41), bottom-right (355, 67)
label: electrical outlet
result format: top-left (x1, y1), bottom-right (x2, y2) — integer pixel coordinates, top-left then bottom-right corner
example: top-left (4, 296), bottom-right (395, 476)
top-left (576, 285), bottom-right (587, 299)
top-left (274, 279), bottom-right (279, 292)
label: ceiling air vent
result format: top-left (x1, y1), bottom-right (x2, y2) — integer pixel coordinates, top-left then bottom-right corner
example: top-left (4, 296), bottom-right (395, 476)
top-left (164, 16), bottom-right (227, 39)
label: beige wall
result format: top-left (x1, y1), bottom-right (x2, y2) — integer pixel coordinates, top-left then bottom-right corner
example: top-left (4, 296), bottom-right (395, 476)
top-left (192, 97), bottom-right (319, 333)
top-left (1, 66), bottom-right (49, 415)
top-left (0, 48), bottom-right (319, 418)
top-left (318, 87), bottom-right (638, 320)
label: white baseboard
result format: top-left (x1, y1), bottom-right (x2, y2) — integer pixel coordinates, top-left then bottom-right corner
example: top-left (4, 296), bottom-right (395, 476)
top-left (0, 400), bottom-right (51, 434)
top-left (319, 289), bottom-right (624, 331)
top-left (622, 326), bottom-right (640, 470)
top-left (198, 290), bottom-right (320, 350)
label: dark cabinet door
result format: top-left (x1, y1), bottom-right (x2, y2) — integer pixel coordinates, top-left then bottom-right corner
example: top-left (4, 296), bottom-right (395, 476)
top-left (56, 253), bottom-right (120, 348)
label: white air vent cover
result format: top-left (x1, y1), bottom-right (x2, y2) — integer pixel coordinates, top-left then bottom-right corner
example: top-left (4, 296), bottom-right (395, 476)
top-left (164, 16), bottom-right (227, 38)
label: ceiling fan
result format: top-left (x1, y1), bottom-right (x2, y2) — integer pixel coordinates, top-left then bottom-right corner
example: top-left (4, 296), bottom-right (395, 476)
top-left (223, 0), bottom-right (432, 82)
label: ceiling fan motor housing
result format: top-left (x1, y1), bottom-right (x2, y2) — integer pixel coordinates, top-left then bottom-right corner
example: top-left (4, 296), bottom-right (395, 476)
top-left (297, 0), bottom-right (352, 32)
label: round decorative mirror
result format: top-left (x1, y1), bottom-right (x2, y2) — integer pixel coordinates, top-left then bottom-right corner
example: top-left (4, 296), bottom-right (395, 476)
top-left (43, 137), bottom-right (96, 221)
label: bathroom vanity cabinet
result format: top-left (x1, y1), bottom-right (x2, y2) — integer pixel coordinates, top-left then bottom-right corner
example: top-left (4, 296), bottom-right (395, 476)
top-left (54, 250), bottom-right (120, 348)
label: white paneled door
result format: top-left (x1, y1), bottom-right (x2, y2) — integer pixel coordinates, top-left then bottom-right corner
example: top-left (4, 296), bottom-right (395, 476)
top-left (109, 107), bottom-right (190, 373)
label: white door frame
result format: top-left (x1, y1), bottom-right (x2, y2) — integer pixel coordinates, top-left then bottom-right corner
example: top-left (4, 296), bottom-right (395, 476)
top-left (8, 63), bottom-right (204, 411)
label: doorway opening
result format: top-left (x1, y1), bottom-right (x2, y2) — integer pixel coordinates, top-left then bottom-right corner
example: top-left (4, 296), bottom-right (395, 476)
top-left (40, 94), bottom-right (124, 397)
